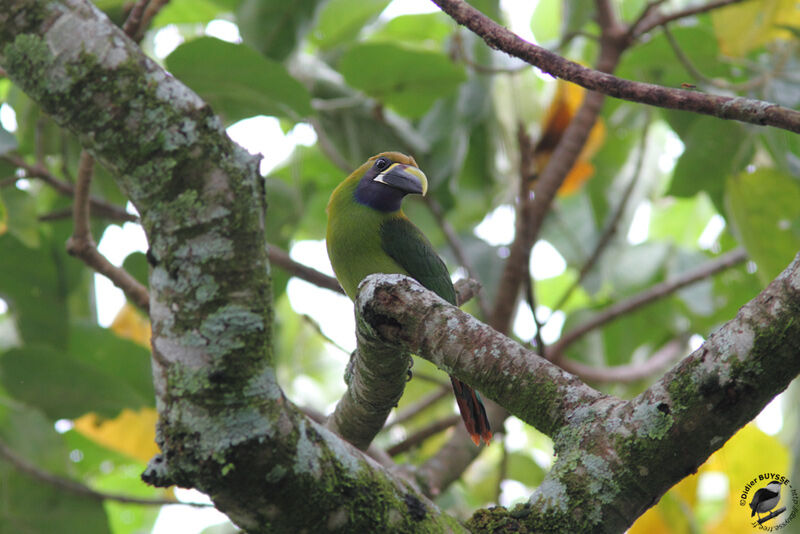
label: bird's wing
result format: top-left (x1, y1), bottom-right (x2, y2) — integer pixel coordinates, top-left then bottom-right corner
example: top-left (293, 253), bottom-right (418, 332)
top-left (379, 217), bottom-right (457, 304)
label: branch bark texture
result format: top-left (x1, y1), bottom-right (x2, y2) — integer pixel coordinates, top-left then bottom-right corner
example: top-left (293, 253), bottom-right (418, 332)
top-left (432, 0), bottom-right (800, 133)
top-left (0, 2), bottom-right (461, 531)
top-left (355, 256), bottom-right (800, 531)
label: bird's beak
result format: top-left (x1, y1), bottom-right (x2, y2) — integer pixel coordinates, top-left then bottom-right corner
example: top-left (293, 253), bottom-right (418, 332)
top-left (373, 163), bottom-right (428, 196)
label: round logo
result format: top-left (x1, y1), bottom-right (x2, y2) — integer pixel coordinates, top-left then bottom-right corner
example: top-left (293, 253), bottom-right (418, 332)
top-left (738, 473), bottom-right (798, 530)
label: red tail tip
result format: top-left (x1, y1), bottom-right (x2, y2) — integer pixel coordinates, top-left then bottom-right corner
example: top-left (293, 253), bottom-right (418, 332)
top-left (469, 431), bottom-right (493, 447)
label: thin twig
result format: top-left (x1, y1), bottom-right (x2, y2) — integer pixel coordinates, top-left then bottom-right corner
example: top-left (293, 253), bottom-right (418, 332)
top-left (266, 244), bottom-right (344, 294)
top-left (384, 385), bottom-right (451, 429)
top-left (548, 248), bottom-right (748, 360)
top-left (559, 336), bottom-right (686, 382)
top-left (301, 314), bottom-right (351, 355)
top-left (632, 0), bottom-right (746, 38)
top-left (386, 415), bottom-right (461, 456)
top-left (0, 438), bottom-right (211, 507)
top-left (662, 25), bottom-right (771, 92)
top-left (128, 0), bottom-right (171, 43)
top-left (523, 273), bottom-right (546, 353)
top-left (432, 0), bottom-right (800, 133)
top-left (2, 155), bottom-right (137, 223)
top-left (122, 0), bottom-right (149, 38)
top-left (451, 31), bottom-right (528, 75)
top-left (65, 152), bottom-right (150, 312)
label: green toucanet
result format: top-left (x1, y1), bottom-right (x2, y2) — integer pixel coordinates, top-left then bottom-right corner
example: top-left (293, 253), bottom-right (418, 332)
top-left (326, 151), bottom-right (492, 446)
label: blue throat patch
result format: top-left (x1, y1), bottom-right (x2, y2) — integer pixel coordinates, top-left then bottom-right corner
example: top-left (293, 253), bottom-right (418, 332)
top-left (354, 176), bottom-right (405, 212)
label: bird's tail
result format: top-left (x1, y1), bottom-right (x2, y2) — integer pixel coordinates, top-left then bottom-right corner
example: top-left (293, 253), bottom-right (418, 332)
top-left (450, 377), bottom-right (492, 446)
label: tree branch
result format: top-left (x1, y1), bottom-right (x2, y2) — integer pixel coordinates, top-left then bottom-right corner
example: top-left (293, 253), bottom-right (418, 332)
top-left (356, 274), bottom-right (605, 436)
top-left (559, 336), bottom-right (685, 383)
top-left (2, 154), bottom-right (138, 223)
top-left (549, 248), bottom-right (748, 360)
top-left (266, 243), bottom-right (344, 294)
top-left (2, 2), bottom-right (463, 531)
top-left (356, 249), bottom-right (800, 530)
top-left (432, 0), bottom-right (800, 133)
top-left (64, 151), bottom-right (150, 312)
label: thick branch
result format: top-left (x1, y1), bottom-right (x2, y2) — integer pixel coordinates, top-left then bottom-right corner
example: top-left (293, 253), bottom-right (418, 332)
top-left (432, 0), bottom-right (800, 133)
top-left (1, 2), bottom-right (461, 531)
top-left (355, 274), bottom-right (605, 436)
top-left (358, 252), bottom-right (800, 531)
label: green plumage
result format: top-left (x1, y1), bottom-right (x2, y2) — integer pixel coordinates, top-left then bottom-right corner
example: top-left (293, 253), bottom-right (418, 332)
top-left (326, 152), bottom-right (491, 446)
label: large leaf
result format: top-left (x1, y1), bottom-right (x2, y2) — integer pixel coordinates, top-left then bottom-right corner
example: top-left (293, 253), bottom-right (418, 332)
top-left (166, 37), bottom-right (312, 124)
top-left (1, 324), bottom-right (154, 420)
top-left (0, 233), bottom-right (68, 347)
top-left (338, 42), bottom-right (467, 118)
top-left (237, 0), bottom-right (321, 61)
top-left (0, 186), bottom-right (39, 248)
top-left (310, 0), bottom-right (390, 50)
top-left (668, 117), bottom-right (753, 209)
top-left (152, 0), bottom-right (234, 28)
top-left (0, 124), bottom-right (17, 155)
top-left (725, 168), bottom-right (800, 285)
top-left (618, 26), bottom-right (727, 88)
top-left (0, 403), bottom-right (110, 534)
top-left (711, 0), bottom-right (800, 57)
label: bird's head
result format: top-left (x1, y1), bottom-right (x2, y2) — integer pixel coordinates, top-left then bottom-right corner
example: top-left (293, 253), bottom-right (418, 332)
top-left (352, 152), bottom-right (428, 212)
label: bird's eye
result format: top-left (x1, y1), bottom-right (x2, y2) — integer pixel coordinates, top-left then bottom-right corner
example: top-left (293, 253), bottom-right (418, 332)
top-left (374, 158), bottom-right (389, 171)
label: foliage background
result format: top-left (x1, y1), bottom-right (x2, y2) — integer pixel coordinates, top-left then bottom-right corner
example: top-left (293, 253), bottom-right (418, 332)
top-left (0, 0), bottom-right (799, 532)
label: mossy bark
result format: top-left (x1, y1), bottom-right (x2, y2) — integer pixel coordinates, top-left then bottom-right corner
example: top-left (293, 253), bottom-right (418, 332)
top-left (0, 1), bottom-right (462, 531)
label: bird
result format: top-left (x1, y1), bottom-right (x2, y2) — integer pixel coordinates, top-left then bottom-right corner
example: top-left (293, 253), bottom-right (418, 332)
top-left (326, 151), bottom-right (492, 446)
top-left (749, 481), bottom-right (782, 520)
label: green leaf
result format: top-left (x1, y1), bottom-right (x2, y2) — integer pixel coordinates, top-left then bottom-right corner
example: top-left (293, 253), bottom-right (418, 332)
top-left (152, 0), bottom-right (233, 28)
top-left (618, 26), bottom-right (727, 88)
top-left (0, 124), bottom-right (17, 155)
top-left (68, 323), bottom-right (155, 404)
top-left (0, 186), bottom-right (39, 248)
top-left (338, 42), bottom-right (467, 118)
top-left (668, 117), bottom-right (753, 209)
top-left (0, 344), bottom-right (149, 420)
top-left (0, 233), bottom-right (68, 347)
top-left (531, 0), bottom-right (560, 43)
top-left (310, 0), bottom-right (390, 50)
top-left (1, 324), bottom-right (153, 420)
top-left (562, 0), bottom-right (595, 37)
top-left (369, 13), bottom-right (452, 48)
top-left (237, 0), bottom-right (321, 61)
top-left (507, 451), bottom-right (546, 487)
top-left (649, 194), bottom-right (716, 249)
top-left (725, 168), bottom-right (800, 284)
top-left (0, 403), bottom-right (110, 534)
top-left (122, 252), bottom-right (149, 288)
top-left (166, 37), bottom-right (312, 123)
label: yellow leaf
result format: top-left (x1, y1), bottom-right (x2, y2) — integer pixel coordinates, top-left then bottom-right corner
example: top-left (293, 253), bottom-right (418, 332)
top-left (703, 424), bottom-right (789, 533)
top-left (110, 302), bottom-right (151, 348)
top-left (73, 408), bottom-right (160, 464)
top-left (711, 0), bottom-right (800, 57)
top-left (629, 474), bottom-right (698, 534)
top-left (533, 80), bottom-right (606, 196)
top-left (630, 424), bottom-right (789, 533)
